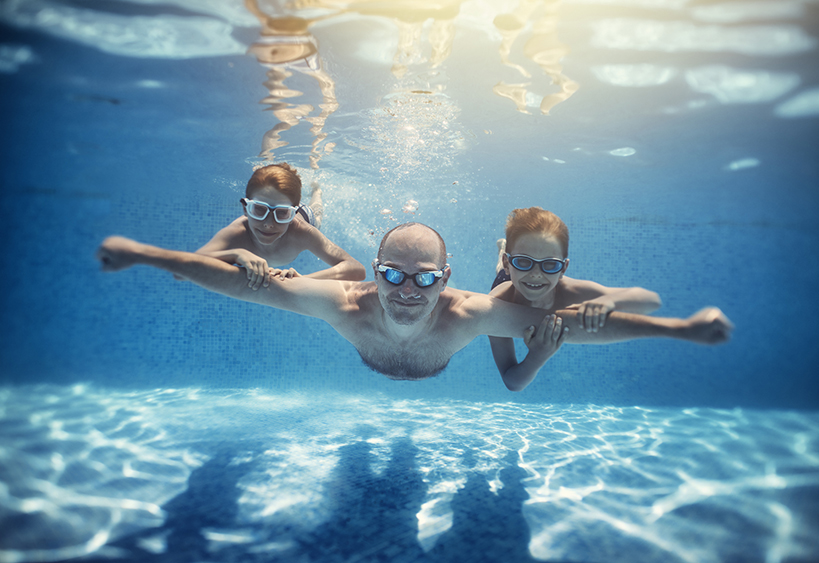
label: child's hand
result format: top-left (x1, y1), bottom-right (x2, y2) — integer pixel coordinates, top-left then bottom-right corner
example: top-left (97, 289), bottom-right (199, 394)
top-left (234, 250), bottom-right (269, 290)
top-left (566, 297), bottom-right (615, 332)
top-left (267, 267), bottom-right (301, 281)
top-left (524, 314), bottom-right (568, 362)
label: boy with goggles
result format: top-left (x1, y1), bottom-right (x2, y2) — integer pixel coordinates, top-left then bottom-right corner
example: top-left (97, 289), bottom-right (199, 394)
top-left (489, 207), bottom-right (662, 391)
top-left (195, 163), bottom-right (365, 287)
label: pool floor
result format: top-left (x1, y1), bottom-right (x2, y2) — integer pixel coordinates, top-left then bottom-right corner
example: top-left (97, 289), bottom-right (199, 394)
top-left (2, 385), bottom-right (818, 563)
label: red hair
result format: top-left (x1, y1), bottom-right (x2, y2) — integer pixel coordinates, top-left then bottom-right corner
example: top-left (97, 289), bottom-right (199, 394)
top-left (246, 163), bottom-right (302, 206)
top-left (505, 207), bottom-right (569, 257)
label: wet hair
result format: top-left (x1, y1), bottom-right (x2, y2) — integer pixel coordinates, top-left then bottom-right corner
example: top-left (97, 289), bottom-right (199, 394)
top-left (245, 163), bottom-right (302, 206)
top-left (377, 223), bottom-right (447, 267)
top-left (505, 207), bottom-right (569, 258)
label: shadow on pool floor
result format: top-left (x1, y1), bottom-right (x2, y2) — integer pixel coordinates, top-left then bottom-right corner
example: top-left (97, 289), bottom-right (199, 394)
top-left (71, 437), bottom-right (581, 563)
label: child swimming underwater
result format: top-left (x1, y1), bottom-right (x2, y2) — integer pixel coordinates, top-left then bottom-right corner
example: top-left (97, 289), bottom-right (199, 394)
top-left (489, 207), bottom-right (662, 391)
top-left (196, 163), bottom-right (365, 288)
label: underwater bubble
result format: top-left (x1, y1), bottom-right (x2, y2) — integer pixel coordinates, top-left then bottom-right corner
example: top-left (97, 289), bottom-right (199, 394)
top-left (686, 65), bottom-right (800, 103)
top-left (592, 64), bottom-right (677, 87)
top-left (380, 208), bottom-right (392, 215)
top-left (775, 87), bottom-right (819, 118)
top-left (692, 2), bottom-right (803, 24)
top-left (591, 19), bottom-right (816, 56)
top-left (402, 200), bottom-right (419, 214)
top-left (610, 147), bottom-right (636, 156)
top-left (0, 44), bottom-right (37, 73)
top-left (726, 158), bottom-right (760, 171)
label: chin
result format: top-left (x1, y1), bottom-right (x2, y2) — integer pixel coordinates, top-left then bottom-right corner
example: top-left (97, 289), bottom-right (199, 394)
top-left (386, 306), bottom-right (426, 325)
top-left (255, 233), bottom-right (283, 245)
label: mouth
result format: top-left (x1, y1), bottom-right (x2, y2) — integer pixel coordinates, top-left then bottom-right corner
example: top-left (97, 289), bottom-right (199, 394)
top-left (522, 282), bottom-right (548, 291)
top-left (256, 230), bottom-right (281, 239)
top-left (392, 297), bottom-right (423, 307)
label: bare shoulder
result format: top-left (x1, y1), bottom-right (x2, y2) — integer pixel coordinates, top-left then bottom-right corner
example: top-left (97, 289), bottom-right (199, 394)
top-left (488, 280), bottom-right (515, 302)
top-left (556, 276), bottom-right (608, 303)
top-left (340, 280), bottom-right (378, 313)
top-left (440, 287), bottom-right (498, 319)
top-left (281, 217), bottom-right (325, 251)
top-left (289, 219), bottom-right (331, 248)
top-left (221, 216), bottom-right (251, 237)
top-left (322, 281), bottom-right (382, 338)
top-left (259, 276), bottom-right (372, 322)
top-left (197, 216), bottom-right (253, 252)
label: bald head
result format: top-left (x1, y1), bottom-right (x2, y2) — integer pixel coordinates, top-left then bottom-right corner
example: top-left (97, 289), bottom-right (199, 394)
top-left (377, 223), bottom-right (447, 268)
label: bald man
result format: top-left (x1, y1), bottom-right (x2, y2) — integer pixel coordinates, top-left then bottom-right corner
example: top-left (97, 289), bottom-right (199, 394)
top-left (96, 223), bottom-right (732, 380)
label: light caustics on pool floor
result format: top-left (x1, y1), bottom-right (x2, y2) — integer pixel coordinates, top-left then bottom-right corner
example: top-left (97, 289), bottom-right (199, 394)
top-left (0, 385), bottom-right (817, 563)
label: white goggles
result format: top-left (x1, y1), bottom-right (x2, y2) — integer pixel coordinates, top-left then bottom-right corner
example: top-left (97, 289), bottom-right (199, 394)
top-left (242, 198), bottom-right (297, 223)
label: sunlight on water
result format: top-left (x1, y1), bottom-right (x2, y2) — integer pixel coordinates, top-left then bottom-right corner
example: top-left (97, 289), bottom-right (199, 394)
top-left (1, 385), bottom-right (817, 562)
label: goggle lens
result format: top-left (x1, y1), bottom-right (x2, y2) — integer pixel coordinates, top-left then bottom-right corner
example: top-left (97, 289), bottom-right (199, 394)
top-left (383, 267), bottom-right (404, 285)
top-left (511, 256), bottom-right (533, 270)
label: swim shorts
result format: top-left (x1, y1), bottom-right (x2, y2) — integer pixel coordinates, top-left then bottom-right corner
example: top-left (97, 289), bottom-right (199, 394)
top-left (296, 204), bottom-right (317, 227)
top-left (491, 269), bottom-right (511, 290)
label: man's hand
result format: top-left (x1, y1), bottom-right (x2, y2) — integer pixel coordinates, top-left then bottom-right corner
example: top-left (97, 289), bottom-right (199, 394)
top-left (97, 236), bottom-right (143, 272)
top-left (685, 307), bottom-right (734, 344)
top-left (566, 297), bottom-right (615, 333)
top-left (524, 314), bottom-right (568, 362)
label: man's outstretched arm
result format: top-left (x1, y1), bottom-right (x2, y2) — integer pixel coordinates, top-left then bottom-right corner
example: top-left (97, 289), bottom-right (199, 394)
top-left (96, 236), bottom-right (349, 319)
top-left (556, 306), bottom-right (733, 345)
top-left (463, 293), bottom-right (733, 345)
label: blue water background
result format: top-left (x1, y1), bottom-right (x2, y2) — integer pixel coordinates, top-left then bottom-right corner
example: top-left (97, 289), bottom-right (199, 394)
top-left (1, 1), bottom-right (819, 562)
top-left (2, 1), bottom-right (818, 407)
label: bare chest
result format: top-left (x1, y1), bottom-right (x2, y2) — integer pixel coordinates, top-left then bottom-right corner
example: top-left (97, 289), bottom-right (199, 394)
top-left (354, 337), bottom-right (453, 380)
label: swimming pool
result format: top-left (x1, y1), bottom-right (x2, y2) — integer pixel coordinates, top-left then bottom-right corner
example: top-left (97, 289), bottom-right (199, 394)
top-left (1, 0), bottom-right (818, 561)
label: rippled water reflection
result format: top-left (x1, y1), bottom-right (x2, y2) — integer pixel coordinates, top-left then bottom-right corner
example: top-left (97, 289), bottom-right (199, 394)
top-left (1, 385), bottom-right (817, 562)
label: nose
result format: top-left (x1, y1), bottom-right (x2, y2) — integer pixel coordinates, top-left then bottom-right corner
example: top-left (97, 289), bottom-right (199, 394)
top-left (399, 279), bottom-right (418, 298)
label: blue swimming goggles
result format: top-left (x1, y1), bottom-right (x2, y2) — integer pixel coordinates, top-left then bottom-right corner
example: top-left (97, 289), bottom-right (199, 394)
top-left (505, 253), bottom-right (566, 274)
top-left (376, 263), bottom-right (448, 288)
top-left (241, 198), bottom-right (297, 223)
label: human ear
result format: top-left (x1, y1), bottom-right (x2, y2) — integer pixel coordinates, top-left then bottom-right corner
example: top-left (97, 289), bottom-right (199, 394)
top-left (441, 265), bottom-right (451, 289)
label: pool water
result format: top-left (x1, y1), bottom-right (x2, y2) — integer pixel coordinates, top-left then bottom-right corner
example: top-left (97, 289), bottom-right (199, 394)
top-left (1, 0), bottom-right (818, 562)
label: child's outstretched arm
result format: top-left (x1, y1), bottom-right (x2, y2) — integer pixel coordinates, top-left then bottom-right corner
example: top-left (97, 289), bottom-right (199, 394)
top-left (301, 228), bottom-right (366, 281)
top-left (489, 314), bottom-right (568, 392)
